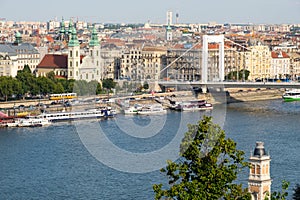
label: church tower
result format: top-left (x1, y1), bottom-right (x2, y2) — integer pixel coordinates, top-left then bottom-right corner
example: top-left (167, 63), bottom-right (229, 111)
top-left (68, 26), bottom-right (80, 80)
top-left (166, 25), bottom-right (172, 41)
top-left (59, 17), bottom-right (66, 41)
top-left (89, 26), bottom-right (102, 80)
top-left (248, 142), bottom-right (272, 200)
top-left (14, 31), bottom-right (22, 45)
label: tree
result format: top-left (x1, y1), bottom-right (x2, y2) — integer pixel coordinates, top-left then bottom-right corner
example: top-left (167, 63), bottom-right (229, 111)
top-left (0, 77), bottom-right (14, 101)
top-left (46, 71), bottom-right (56, 82)
top-left (22, 64), bottom-right (32, 74)
top-left (265, 180), bottom-right (290, 200)
top-left (153, 116), bottom-right (251, 200)
top-left (102, 78), bottom-right (116, 91)
top-left (143, 81), bottom-right (149, 90)
top-left (293, 184), bottom-right (300, 200)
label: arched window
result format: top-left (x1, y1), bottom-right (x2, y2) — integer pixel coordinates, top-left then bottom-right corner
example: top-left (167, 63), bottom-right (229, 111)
top-left (70, 50), bottom-right (73, 57)
top-left (256, 165), bottom-right (261, 175)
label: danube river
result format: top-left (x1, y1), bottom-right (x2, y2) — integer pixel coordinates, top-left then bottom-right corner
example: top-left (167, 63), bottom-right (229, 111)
top-left (0, 99), bottom-right (299, 199)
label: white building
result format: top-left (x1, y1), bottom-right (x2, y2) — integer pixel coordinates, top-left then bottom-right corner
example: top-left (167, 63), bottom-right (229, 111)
top-left (0, 32), bottom-right (40, 77)
top-left (270, 51), bottom-right (290, 79)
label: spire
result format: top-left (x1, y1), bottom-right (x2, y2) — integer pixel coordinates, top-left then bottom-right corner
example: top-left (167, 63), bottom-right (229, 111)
top-left (14, 31), bottom-right (22, 45)
top-left (68, 27), bottom-right (79, 47)
top-left (60, 17), bottom-right (65, 34)
top-left (68, 19), bottom-right (74, 35)
top-left (89, 26), bottom-right (100, 47)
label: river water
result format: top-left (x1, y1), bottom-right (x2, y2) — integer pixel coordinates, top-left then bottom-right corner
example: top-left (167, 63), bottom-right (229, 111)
top-left (0, 99), bottom-right (299, 199)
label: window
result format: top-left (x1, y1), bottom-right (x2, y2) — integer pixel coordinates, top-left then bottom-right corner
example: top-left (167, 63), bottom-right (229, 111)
top-left (70, 50), bottom-right (73, 57)
top-left (70, 61), bottom-right (72, 67)
top-left (251, 164), bottom-right (255, 174)
top-left (76, 51), bottom-right (79, 57)
top-left (256, 165), bottom-right (261, 175)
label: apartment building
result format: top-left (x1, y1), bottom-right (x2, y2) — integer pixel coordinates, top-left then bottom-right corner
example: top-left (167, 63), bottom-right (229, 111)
top-left (244, 45), bottom-right (271, 80)
top-left (0, 32), bottom-right (40, 77)
top-left (270, 51), bottom-right (290, 79)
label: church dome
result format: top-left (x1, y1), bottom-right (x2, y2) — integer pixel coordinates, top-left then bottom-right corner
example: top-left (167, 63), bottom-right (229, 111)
top-left (253, 142), bottom-right (267, 157)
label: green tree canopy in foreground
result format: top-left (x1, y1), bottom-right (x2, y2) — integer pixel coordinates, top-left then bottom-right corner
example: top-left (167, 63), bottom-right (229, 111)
top-left (153, 116), bottom-right (251, 200)
top-left (153, 116), bottom-right (290, 200)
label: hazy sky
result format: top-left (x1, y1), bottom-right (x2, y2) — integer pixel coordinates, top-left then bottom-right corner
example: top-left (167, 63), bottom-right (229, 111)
top-left (0, 0), bottom-right (299, 24)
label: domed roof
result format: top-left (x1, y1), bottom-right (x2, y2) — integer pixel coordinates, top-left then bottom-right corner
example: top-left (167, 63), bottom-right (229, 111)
top-left (253, 142), bottom-right (267, 157)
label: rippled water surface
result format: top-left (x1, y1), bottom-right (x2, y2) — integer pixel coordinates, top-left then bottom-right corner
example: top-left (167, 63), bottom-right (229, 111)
top-left (0, 99), bottom-right (299, 199)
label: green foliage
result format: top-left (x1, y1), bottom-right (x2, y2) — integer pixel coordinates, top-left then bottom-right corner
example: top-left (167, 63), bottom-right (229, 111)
top-left (265, 180), bottom-right (290, 200)
top-left (102, 78), bottom-right (116, 90)
top-left (293, 184), bottom-right (300, 200)
top-left (153, 116), bottom-right (251, 200)
top-left (225, 70), bottom-right (250, 81)
top-left (143, 81), bottom-right (149, 90)
top-left (46, 71), bottom-right (56, 81)
top-left (0, 76), bottom-right (15, 101)
top-left (0, 71), bottom-right (102, 100)
top-left (22, 64), bottom-right (32, 73)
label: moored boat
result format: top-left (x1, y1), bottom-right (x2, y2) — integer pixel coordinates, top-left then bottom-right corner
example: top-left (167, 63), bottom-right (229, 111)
top-left (36, 107), bottom-right (116, 122)
top-left (137, 104), bottom-right (167, 115)
top-left (5, 117), bottom-right (51, 127)
top-left (174, 100), bottom-right (213, 111)
top-left (123, 104), bottom-right (142, 115)
top-left (282, 89), bottom-right (300, 102)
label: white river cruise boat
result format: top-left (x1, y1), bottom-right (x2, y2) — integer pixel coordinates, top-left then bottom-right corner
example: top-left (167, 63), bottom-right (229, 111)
top-left (36, 107), bottom-right (116, 122)
top-left (6, 117), bottom-right (51, 127)
top-left (137, 104), bottom-right (167, 115)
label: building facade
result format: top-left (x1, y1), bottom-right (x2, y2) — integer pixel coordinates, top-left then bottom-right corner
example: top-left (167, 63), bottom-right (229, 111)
top-left (0, 32), bottom-right (40, 77)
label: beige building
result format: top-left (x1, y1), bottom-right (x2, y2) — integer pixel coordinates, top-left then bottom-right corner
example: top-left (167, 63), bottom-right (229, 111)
top-left (141, 46), bottom-right (167, 80)
top-left (244, 45), bottom-right (271, 81)
top-left (0, 32), bottom-right (40, 77)
top-left (288, 52), bottom-right (300, 80)
top-left (120, 48), bottom-right (143, 80)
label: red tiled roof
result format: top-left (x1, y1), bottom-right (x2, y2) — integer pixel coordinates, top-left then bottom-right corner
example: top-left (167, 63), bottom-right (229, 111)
top-left (45, 35), bottom-right (54, 43)
top-left (37, 54), bottom-right (68, 69)
top-left (271, 51), bottom-right (289, 58)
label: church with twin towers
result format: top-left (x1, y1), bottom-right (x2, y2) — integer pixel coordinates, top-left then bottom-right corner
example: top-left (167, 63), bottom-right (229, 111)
top-left (37, 18), bottom-right (103, 82)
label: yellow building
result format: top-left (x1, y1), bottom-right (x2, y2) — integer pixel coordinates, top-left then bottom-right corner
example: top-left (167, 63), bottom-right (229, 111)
top-left (244, 45), bottom-right (271, 81)
top-left (141, 46), bottom-right (167, 80)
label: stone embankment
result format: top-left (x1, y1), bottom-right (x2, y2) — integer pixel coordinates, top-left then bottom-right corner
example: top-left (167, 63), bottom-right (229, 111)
top-left (225, 88), bottom-right (283, 103)
top-left (0, 89), bottom-right (284, 117)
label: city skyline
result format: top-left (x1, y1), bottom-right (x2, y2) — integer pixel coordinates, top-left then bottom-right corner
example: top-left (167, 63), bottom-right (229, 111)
top-left (0, 0), bottom-right (299, 24)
